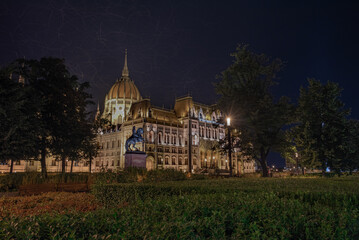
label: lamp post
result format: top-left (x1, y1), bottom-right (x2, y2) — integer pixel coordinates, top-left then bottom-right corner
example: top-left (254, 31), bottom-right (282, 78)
top-left (205, 158), bottom-right (207, 168)
top-left (227, 117), bottom-right (232, 177)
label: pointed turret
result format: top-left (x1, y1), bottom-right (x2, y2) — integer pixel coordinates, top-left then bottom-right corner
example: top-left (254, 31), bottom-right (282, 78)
top-left (122, 49), bottom-right (129, 78)
top-left (95, 101), bottom-right (101, 121)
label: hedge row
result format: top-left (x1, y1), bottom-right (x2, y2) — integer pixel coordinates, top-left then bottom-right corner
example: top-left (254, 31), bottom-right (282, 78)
top-left (0, 173), bottom-right (92, 192)
top-left (0, 169), bottom-right (210, 192)
top-left (1, 191), bottom-right (359, 239)
top-left (92, 180), bottom-right (359, 208)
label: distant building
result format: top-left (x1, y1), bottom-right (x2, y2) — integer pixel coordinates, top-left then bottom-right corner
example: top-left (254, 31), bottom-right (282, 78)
top-left (0, 51), bottom-right (256, 174)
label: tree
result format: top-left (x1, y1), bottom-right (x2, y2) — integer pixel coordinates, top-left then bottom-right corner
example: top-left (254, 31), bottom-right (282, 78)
top-left (199, 139), bottom-right (220, 168)
top-left (293, 79), bottom-right (350, 174)
top-left (50, 78), bottom-right (94, 174)
top-left (1, 57), bottom-right (98, 175)
top-left (0, 62), bottom-right (41, 173)
top-left (19, 57), bottom-right (95, 176)
top-left (342, 119), bottom-right (359, 173)
top-left (216, 44), bottom-right (294, 177)
top-left (81, 133), bottom-right (99, 173)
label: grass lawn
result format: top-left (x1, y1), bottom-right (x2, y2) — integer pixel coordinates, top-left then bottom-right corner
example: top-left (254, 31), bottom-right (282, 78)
top-left (1, 176), bottom-right (359, 239)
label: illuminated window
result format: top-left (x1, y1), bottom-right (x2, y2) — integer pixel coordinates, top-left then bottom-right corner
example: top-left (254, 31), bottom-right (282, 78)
top-left (158, 156), bottom-right (163, 164)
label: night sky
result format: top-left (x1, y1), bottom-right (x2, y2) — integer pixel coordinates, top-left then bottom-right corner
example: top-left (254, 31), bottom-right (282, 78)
top-left (1, 1), bottom-right (359, 115)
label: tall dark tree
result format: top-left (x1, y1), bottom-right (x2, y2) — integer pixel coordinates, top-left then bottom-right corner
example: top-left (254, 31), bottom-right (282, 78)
top-left (342, 119), bottom-right (359, 174)
top-left (293, 79), bottom-right (350, 174)
top-left (81, 133), bottom-right (99, 173)
top-left (21, 57), bottom-right (95, 176)
top-left (1, 57), bottom-right (97, 175)
top-left (49, 77), bottom-right (94, 174)
top-left (0, 62), bottom-right (40, 173)
top-left (216, 44), bottom-right (294, 177)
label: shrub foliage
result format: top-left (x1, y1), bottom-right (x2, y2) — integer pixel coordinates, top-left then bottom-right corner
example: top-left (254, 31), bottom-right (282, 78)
top-left (1, 175), bottom-right (359, 239)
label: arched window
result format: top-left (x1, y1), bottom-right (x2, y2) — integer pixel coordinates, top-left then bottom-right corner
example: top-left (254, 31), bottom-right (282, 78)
top-left (165, 156), bottom-right (169, 165)
top-left (158, 133), bottom-right (162, 144)
top-left (178, 157), bottom-right (183, 165)
top-left (184, 157), bottom-right (188, 165)
top-left (149, 131), bottom-right (154, 143)
top-left (179, 135), bottom-right (182, 146)
top-left (172, 156), bottom-right (176, 165)
top-left (158, 156), bottom-right (163, 164)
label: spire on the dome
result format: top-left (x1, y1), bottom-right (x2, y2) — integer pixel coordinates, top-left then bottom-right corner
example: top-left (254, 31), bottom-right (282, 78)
top-left (122, 49), bottom-right (129, 77)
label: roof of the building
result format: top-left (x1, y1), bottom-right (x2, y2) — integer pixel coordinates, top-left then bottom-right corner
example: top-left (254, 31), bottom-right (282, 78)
top-left (105, 49), bottom-right (142, 101)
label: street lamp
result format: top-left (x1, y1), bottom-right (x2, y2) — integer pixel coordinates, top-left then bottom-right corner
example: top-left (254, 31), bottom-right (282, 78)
top-left (226, 117), bottom-right (232, 177)
top-left (227, 117), bottom-right (231, 126)
top-left (205, 158), bottom-right (207, 168)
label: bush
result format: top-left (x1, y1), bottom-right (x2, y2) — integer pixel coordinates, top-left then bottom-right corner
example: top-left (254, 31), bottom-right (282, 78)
top-left (2, 190), bottom-right (359, 239)
top-left (94, 168), bottom-right (188, 185)
top-left (91, 182), bottom-right (221, 207)
top-left (92, 176), bottom-right (359, 207)
top-left (0, 173), bottom-right (92, 192)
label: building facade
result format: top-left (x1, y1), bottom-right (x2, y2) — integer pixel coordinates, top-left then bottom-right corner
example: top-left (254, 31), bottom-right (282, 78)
top-left (0, 51), bottom-right (256, 174)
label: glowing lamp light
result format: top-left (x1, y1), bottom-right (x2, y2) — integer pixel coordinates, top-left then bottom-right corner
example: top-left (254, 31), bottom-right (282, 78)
top-left (226, 117), bottom-right (231, 126)
top-left (205, 158), bottom-right (207, 162)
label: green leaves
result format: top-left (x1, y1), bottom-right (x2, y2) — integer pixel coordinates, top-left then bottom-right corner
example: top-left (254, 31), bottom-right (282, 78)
top-left (293, 79), bottom-right (351, 172)
top-left (216, 44), bottom-right (293, 176)
top-left (0, 61), bottom-right (41, 171)
top-left (0, 57), bottom-right (96, 174)
top-left (2, 177), bottom-right (359, 239)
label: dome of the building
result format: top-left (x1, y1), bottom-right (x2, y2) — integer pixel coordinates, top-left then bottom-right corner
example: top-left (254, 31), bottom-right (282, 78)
top-left (102, 50), bottom-right (142, 125)
top-left (105, 49), bottom-right (142, 101)
top-left (105, 78), bottom-right (142, 101)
